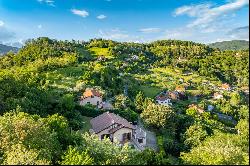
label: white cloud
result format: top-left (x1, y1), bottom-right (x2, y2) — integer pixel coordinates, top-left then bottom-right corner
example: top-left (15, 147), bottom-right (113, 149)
top-left (98, 29), bottom-right (129, 40)
top-left (97, 28), bottom-right (148, 43)
top-left (139, 28), bottom-right (161, 33)
top-left (38, 25), bottom-right (42, 29)
top-left (227, 26), bottom-right (249, 40)
top-left (0, 27), bottom-right (15, 41)
top-left (174, 0), bottom-right (249, 28)
top-left (97, 14), bottom-right (107, 20)
top-left (0, 20), bottom-right (4, 27)
top-left (38, 0), bottom-right (55, 7)
top-left (71, 9), bottom-right (89, 18)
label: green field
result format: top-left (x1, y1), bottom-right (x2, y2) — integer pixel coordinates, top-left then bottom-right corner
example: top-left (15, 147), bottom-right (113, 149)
top-left (45, 65), bottom-right (84, 91)
top-left (88, 47), bottom-right (113, 59)
top-left (134, 66), bottom-right (221, 98)
top-left (139, 85), bottom-right (162, 98)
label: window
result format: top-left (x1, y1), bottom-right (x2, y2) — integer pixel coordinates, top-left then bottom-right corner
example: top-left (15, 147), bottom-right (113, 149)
top-left (138, 138), bottom-right (143, 144)
top-left (87, 102), bottom-right (90, 104)
top-left (91, 95), bottom-right (94, 98)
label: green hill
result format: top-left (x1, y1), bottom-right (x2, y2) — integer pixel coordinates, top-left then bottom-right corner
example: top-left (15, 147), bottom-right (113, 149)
top-left (208, 40), bottom-right (249, 51)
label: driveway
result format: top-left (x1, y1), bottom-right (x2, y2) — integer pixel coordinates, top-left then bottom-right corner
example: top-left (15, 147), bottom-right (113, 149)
top-left (137, 117), bottom-right (158, 151)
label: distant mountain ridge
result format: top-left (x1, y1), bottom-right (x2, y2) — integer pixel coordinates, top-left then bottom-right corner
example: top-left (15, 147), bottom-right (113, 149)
top-left (208, 40), bottom-right (249, 51)
top-left (0, 44), bottom-right (19, 55)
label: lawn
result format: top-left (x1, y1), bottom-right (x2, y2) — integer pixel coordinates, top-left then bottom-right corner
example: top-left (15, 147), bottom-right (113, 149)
top-left (44, 65), bottom-right (84, 91)
top-left (88, 47), bottom-right (113, 59)
top-left (140, 85), bottom-right (162, 98)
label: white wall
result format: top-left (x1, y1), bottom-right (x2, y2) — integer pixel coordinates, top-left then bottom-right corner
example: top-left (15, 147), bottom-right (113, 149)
top-left (80, 96), bottom-right (102, 106)
top-left (156, 99), bottom-right (172, 106)
top-left (113, 128), bottom-right (133, 142)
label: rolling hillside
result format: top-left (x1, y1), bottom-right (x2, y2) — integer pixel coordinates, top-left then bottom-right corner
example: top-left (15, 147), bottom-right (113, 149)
top-left (208, 40), bottom-right (249, 51)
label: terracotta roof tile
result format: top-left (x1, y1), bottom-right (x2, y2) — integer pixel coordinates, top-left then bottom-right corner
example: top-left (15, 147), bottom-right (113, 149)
top-left (83, 89), bottom-right (102, 98)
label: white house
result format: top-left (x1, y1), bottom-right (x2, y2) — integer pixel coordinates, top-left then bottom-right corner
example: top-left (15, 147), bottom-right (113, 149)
top-left (155, 94), bottom-right (172, 106)
top-left (80, 89), bottom-right (103, 108)
top-left (221, 83), bottom-right (231, 91)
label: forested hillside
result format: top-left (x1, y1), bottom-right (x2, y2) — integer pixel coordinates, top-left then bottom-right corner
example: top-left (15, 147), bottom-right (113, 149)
top-left (0, 43), bottom-right (19, 55)
top-left (0, 37), bottom-right (249, 165)
top-left (208, 40), bottom-right (249, 51)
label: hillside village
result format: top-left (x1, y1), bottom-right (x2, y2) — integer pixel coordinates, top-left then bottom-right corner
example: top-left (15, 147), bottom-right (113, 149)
top-left (0, 38), bottom-right (248, 165)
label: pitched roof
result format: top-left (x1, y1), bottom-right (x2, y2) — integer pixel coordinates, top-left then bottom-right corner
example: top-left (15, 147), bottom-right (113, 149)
top-left (83, 89), bottom-right (102, 98)
top-left (155, 95), bottom-right (169, 101)
top-left (221, 83), bottom-right (230, 89)
top-left (90, 112), bottom-right (135, 133)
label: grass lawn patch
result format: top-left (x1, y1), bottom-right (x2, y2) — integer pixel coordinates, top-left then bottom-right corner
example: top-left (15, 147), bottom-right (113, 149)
top-left (88, 47), bottom-right (113, 59)
top-left (140, 85), bottom-right (162, 98)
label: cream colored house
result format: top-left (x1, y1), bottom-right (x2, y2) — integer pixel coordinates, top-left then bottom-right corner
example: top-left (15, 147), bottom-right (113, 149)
top-left (80, 89), bottom-right (103, 108)
top-left (90, 112), bottom-right (135, 143)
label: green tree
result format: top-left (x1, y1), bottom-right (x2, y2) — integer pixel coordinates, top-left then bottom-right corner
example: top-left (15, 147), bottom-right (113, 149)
top-left (60, 94), bottom-right (75, 111)
top-left (60, 146), bottom-right (94, 165)
top-left (181, 124), bottom-right (208, 148)
top-left (79, 133), bottom-right (138, 165)
top-left (3, 144), bottom-right (50, 165)
top-left (180, 133), bottom-right (249, 165)
top-left (230, 92), bottom-right (241, 106)
top-left (140, 100), bottom-right (174, 128)
top-left (0, 109), bottom-right (63, 164)
top-left (135, 91), bottom-right (145, 113)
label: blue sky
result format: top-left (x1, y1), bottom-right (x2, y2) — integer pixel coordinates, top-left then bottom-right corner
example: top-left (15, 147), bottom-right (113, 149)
top-left (0, 0), bottom-right (249, 46)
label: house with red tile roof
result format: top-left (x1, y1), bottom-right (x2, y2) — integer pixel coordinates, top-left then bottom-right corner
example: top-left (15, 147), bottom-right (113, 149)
top-left (221, 83), bottom-right (231, 91)
top-left (80, 88), bottom-right (103, 108)
top-left (155, 94), bottom-right (172, 106)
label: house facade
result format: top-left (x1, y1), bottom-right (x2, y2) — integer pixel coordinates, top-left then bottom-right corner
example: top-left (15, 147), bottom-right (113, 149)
top-left (80, 89), bottom-right (103, 108)
top-left (155, 93), bottom-right (172, 106)
top-left (221, 83), bottom-right (231, 91)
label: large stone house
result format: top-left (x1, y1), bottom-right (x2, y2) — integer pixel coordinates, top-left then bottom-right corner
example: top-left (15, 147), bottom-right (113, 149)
top-left (90, 112), bottom-right (146, 147)
top-left (80, 89), bottom-right (103, 108)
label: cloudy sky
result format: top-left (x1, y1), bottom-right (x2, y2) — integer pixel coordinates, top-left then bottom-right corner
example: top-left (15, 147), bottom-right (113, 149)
top-left (0, 0), bottom-right (249, 47)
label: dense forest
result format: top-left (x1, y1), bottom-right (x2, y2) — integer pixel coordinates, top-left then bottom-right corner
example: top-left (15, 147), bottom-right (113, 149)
top-left (0, 37), bottom-right (249, 165)
top-left (208, 40), bottom-right (249, 51)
